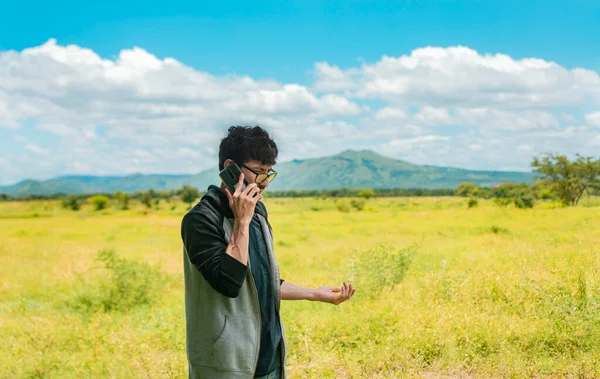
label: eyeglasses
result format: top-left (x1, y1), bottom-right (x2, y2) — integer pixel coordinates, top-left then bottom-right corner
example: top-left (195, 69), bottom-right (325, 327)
top-left (239, 163), bottom-right (277, 184)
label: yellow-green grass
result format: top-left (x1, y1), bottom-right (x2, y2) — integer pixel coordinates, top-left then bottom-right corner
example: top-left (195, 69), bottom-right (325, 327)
top-left (1, 196), bottom-right (599, 378)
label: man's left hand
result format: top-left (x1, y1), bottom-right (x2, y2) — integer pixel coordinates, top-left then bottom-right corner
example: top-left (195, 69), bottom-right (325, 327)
top-left (315, 282), bottom-right (356, 305)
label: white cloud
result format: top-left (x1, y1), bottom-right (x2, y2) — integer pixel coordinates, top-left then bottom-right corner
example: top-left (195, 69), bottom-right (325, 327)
top-left (453, 108), bottom-right (560, 130)
top-left (378, 135), bottom-right (451, 155)
top-left (313, 62), bottom-right (357, 92)
top-left (0, 39), bottom-right (367, 184)
top-left (586, 112), bottom-right (600, 127)
top-left (316, 46), bottom-right (600, 108)
top-left (25, 144), bottom-right (48, 155)
top-left (1, 40), bottom-right (599, 185)
top-left (413, 107), bottom-right (452, 125)
top-left (374, 107), bottom-right (408, 121)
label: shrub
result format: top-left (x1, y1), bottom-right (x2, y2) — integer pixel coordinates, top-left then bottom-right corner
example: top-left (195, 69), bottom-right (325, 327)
top-left (492, 183), bottom-right (528, 199)
top-left (489, 225), bottom-right (509, 234)
top-left (350, 198), bottom-right (366, 211)
top-left (468, 196), bottom-right (478, 208)
top-left (536, 189), bottom-right (554, 200)
top-left (66, 249), bottom-right (167, 313)
top-left (358, 189), bottom-right (375, 199)
top-left (336, 200), bottom-right (350, 212)
top-left (357, 242), bottom-right (419, 295)
top-left (181, 185), bottom-right (201, 206)
top-left (89, 195), bottom-right (109, 211)
top-left (454, 182), bottom-right (478, 197)
top-left (114, 191), bottom-right (130, 210)
top-left (493, 197), bottom-right (512, 207)
top-left (141, 191), bottom-right (153, 209)
top-left (62, 196), bottom-right (81, 211)
top-left (514, 191), bottom-right (535, 209)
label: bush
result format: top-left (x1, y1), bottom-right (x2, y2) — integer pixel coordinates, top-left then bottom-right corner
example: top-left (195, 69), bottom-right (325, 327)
top-left (181, 185), bottom-right (201, 206)
top-left (454, 182), bottom-right (478, 197)
top-left (492, 183), bottom-right (528, 199)
top-left (493, 197), bottom-right (512, 207)
top-left (89, 195), bottom-right (110, 211)
top-left (536, 189), bottom-right (554, 200)
top-left (62, 196), bottom-right (81, 211)
top-left (141, 191), bottom-right (153, 209)
top-left (66, 249), bottom-right (166, 313)
top-left (468, 196), bottom-right (478, 208)
top-left (350, 198), bottom-right (366, 211)
top-left (358, 189), bottom-right (375, 199)
top-left (114, 191), bottom-right (130, 210)
top-left (357, 243), bottom-right (419, 295)
top-left (514, 191), bottom-right (535, 209)
top-left (336, 200), bottom-right (350, 212)
top-left (476, 187), bottom-right (492, 199)
top-left (489, 225), bottom-right (509, 234)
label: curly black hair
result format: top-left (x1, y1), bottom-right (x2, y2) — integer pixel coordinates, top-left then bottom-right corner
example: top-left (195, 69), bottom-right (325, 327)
top-left (218, 125), bottom-right (279, 170)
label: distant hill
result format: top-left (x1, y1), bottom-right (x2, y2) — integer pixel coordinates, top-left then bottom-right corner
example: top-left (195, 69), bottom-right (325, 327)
top-left (0, 150), bottom-right (534, 196)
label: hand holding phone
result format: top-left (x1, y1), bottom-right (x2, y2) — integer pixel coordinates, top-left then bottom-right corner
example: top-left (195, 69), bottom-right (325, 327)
top-left (223, 171), bottom-right (262, 222)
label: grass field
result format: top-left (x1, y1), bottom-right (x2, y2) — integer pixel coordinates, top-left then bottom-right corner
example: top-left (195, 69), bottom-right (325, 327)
top-left (1, 195), bottom-right (599, 378)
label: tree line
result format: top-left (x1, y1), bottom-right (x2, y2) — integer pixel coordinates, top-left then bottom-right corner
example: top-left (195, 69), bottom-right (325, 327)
top-left (1, 153), bottom-right (599, 208)
top-left (454, 153), bottom-right (600, 208)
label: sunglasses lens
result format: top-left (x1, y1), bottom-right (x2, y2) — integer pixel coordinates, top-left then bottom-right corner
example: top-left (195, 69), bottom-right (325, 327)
top-left (257, 174), bottom-right (268, 183)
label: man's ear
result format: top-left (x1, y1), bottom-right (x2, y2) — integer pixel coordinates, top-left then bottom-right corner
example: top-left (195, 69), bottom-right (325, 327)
top-left (223, 159), bottom-right (233, 168)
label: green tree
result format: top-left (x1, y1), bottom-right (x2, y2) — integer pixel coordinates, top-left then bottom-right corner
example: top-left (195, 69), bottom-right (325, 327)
top-left (358, 189), bottom-right (375, 199)
top-left (141, 191), bottom-right (153, 209)
top-left (514, 190), bottom-right (534, 209)
top-left (89, 195), bottom-right (110, 211)
top-left (121, 193), bottom-right (130, 210)
top-left (62, 195), bottom-right (81, 211)
top-left (492, 183), bottom-right (528, 199)
top-left (475, 187), bottom-right (492, 199)
top-left (531, 179), bottom-right (555, 200)
top-left (181, 185), bottom-right (200, 207)
top-left (531, 153), bottom-right (600, 206)
top-left (114, 191), bottom-right (130, 210)
top-left (454, 182), bottom-right (478, 197)
top-left (351, 198), bottom-right (366, 211)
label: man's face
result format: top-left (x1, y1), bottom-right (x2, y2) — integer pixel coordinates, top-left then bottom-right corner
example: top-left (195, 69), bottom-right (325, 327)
top-left (241, 160), bottom-right (273, 193)
top-left (225, 159), bottom-right (274, 193)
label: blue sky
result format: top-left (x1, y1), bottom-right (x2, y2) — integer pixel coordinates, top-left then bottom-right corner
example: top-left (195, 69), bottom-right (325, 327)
top-left (2, 1), bottom-right (600, 82)
top-left (1, 1), bottom-right (599, 185)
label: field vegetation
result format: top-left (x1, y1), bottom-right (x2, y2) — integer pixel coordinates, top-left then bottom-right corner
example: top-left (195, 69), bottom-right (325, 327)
top-left (1, 193), bottom-right (599, 378)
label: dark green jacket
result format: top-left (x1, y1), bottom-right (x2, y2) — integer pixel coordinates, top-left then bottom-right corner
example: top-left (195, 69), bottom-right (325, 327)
top-left (181, 186), bottom-right (287, 379)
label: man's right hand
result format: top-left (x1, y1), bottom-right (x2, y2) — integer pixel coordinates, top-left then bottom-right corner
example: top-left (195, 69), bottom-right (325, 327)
top-left (224, 173), bottom-right (262, 223)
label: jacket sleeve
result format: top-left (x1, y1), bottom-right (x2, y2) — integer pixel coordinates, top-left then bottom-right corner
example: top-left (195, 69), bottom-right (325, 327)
top-left (181, 209), bottom-right (248, 298)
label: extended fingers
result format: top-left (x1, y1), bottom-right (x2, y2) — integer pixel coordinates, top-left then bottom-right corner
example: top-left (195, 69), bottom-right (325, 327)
top-left (342, 282), bottom-right (349, 298)
top-left (336, 282), bottom-right (356, 304)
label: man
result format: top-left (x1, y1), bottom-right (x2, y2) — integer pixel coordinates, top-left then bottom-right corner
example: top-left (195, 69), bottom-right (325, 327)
top-left (181, 125), bottom-right (356, 379)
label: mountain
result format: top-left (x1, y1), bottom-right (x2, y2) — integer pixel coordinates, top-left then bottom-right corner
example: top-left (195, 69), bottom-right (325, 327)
top-left (0, 150), bottom-right (534, 196)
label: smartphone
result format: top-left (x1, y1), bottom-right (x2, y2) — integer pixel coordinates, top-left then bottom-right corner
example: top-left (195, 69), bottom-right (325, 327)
top-left (219, 163), bottom-right (248, 194)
